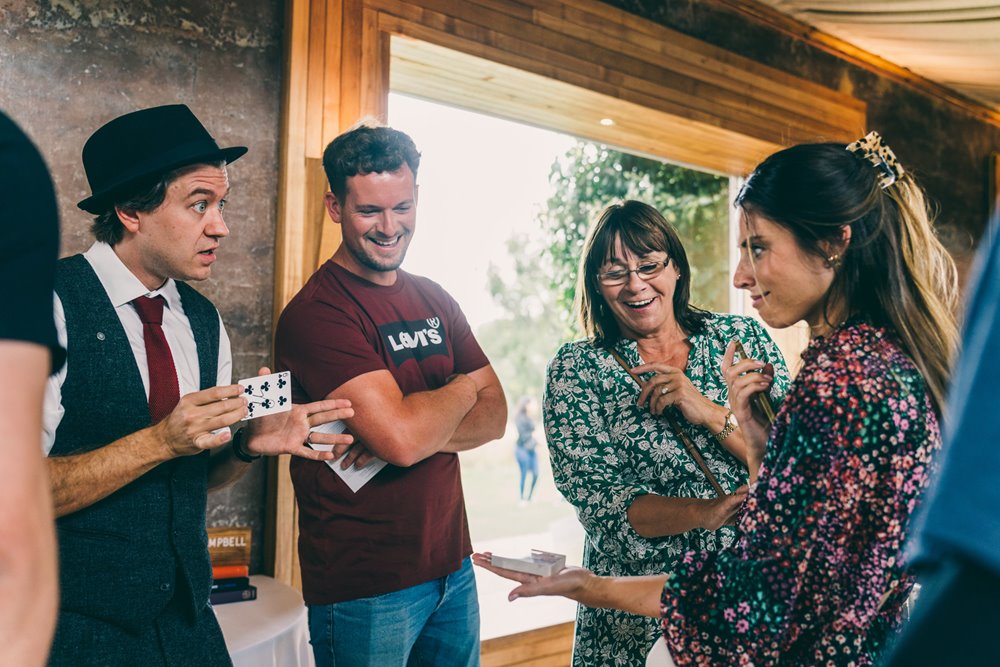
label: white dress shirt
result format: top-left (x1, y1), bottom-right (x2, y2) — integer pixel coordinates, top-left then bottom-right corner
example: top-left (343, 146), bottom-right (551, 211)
top-left (42, 241), bottom-right (232, 455)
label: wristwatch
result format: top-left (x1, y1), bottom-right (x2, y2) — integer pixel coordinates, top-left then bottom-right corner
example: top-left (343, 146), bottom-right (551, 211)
top-left (714, 409), bottom-right (738, 443)
top-left (231, 428), bottom-right (261, 462)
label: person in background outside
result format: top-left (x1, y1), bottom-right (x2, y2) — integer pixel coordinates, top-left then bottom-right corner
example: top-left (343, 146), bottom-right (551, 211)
top-left (514, 397), bottom-right (540, 503)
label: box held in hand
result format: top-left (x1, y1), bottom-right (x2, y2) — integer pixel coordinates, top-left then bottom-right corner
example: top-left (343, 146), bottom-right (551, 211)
top-left (490, 550), bottom-right (566, 577)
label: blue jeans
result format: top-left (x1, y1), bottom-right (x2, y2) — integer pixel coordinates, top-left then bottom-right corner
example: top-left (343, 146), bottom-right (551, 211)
top-left (308, 557), bottom-right (480, 667)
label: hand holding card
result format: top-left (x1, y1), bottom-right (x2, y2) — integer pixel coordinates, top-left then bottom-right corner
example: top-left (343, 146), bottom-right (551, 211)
top-left (237, 371), bottom-right (292, 421)
top-left (310, 421), bottom-right (387, 493)
top-left (237, 367), bottom-right (354, 462)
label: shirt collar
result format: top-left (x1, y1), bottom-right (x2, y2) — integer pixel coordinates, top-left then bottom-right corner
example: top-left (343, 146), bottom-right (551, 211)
top-left (83, 241), bottom-right (181, 311)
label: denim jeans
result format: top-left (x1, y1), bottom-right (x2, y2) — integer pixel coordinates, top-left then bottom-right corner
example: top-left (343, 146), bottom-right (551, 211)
top-left (308, 557), bottom-right (480, 667)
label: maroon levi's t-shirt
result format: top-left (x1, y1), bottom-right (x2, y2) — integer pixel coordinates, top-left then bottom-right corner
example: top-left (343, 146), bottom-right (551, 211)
top-left (274, 260), bottom-right (489, 605)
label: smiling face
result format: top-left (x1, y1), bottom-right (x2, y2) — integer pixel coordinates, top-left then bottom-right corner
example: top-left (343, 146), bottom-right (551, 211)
top-left (326, 165), bottom-right (417, 286)
top-left (116, 163), bottom-right (230, 290)
top-left (597, 239), bottom-right (681, 341)
top-left (734, 213), bottom-right (841, 332)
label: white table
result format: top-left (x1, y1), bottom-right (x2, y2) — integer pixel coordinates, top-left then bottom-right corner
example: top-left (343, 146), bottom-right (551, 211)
top-left (214, 575), bottom-right (315, 667)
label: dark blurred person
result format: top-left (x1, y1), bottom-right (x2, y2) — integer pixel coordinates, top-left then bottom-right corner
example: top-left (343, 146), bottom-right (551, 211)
top-left (885, 216), bottom-right (1000, 667)
top-left (0, 109), bottom-right (64, 666)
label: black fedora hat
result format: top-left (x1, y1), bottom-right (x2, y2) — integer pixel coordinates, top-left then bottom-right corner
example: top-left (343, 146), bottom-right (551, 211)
top-left (77, 104), bottom-right (247, 214)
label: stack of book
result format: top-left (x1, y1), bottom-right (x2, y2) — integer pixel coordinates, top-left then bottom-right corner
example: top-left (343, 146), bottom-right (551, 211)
top-left (208, 527), bottom-right (257, 605)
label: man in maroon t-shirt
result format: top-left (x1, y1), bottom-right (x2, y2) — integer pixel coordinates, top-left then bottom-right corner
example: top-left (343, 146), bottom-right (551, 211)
top-left (275, 124), bottom-right (506, 667)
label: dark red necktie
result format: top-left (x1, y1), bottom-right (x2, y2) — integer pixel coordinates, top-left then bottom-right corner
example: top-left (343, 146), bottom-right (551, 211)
top-left (131, 295), bottom-right (180, 423)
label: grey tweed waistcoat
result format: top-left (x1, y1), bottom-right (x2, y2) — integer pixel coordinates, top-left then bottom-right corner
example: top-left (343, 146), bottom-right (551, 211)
top-left (52, 254), bottom-right (219, 633)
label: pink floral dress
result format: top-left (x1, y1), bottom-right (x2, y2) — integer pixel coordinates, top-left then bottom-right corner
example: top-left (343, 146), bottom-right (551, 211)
top-left (659, 319), bottom-right (941, 666)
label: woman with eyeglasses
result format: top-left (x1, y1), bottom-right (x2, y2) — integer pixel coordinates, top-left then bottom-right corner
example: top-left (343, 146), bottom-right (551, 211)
top-left (537, 199), bottom-right (790, 666)
top-left (477, 133), bottom-right (958, 666)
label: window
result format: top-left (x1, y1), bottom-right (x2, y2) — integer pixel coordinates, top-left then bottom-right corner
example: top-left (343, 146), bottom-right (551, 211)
top-left (391, 92), bottom-right (733, 638)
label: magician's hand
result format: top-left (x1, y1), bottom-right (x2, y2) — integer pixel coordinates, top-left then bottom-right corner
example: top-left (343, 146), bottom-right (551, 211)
top-left (243, 366), bottom-right (354, 461)
top-left (155, 383), bottom-right (248, 457)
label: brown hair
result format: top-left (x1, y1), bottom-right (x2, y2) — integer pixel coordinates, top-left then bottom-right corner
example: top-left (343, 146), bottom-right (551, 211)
top-left (735, 141), bottom-right (958, 412)
top-left (576, 200), bottom-right (709, 347)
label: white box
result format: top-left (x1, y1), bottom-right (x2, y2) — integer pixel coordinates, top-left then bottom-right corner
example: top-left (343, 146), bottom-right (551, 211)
top-left (490, 550), bottom-right (566, 577)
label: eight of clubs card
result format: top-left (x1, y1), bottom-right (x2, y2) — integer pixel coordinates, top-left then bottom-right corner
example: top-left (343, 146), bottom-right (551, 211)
top-left (238, 371), bottom-right (292, 421)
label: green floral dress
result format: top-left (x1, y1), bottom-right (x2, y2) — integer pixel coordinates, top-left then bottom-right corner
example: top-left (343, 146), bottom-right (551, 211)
top-left (544, 313), bottom-right (790, 667)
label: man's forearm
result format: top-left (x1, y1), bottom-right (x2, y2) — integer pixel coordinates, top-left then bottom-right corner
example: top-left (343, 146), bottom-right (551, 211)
top-left (374, 375), bottom-right (478, 466)
top-left (587, 574), bottom-right (668, 618)
top-left (47, 426), bottom-right (173, 517)
top-left (1, 457), bottom-right (58, 667)
top-left (0, 344), bottom-right (58, 666)
top-left (441, 383), bottom-right (507, 453)
top-left (207, 440), bottom-right (249, 490)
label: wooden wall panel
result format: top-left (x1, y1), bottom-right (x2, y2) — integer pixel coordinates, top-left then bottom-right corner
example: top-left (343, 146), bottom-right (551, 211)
top-left (366, 0), bottom-right (865, 145)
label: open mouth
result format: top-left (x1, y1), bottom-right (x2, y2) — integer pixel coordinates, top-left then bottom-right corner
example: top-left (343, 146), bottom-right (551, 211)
top-left (369, 236), bottom-right (401, 248)
top-left (624, 297), bottom-right (654, 309)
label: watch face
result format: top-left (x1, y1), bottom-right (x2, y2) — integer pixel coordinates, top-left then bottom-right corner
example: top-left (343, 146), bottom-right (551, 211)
top-left (727, 411), bottom-right (739, 428)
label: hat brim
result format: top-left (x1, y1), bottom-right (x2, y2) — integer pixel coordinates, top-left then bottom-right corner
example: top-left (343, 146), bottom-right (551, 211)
top-left (77, 145), bottom-right (247, 214)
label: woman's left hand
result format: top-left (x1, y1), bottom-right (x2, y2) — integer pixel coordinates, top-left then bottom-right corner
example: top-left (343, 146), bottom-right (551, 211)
top-left (472, 552), bottom-right (595, 602)
top-left (633, 363), bottom-right (717, 427)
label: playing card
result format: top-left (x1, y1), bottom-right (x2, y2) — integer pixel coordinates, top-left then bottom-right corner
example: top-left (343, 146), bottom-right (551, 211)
top-left (238, 371), bottom-right (292, 421)
top-left (309, 421), bottom-right (387, 492)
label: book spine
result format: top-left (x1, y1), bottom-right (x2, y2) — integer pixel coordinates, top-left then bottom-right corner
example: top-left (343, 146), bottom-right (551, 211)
top-left (211, 577), bottom-right (250, 592)
top-left (210, 585), bottom-right (257, 605)
top-left (212, 565), bottom-right (249, 579)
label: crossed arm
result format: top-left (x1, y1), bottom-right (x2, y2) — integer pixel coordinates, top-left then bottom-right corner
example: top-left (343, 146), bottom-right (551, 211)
top-left (329, 363), bottom-right (506, 468)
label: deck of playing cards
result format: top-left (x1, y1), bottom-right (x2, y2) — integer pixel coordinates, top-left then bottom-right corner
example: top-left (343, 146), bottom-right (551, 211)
top-left (490, 550), bottom-right (566, 577)
top-left (237, 371), bottom-right (291, 421)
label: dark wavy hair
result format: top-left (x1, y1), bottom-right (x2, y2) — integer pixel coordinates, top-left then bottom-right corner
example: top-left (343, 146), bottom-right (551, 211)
top-left (576, 200), bottom-right (710, 347)
top-left (323, 122), bottom-right (421, 201)
top-left (735, 141), bottom-right (958, 412)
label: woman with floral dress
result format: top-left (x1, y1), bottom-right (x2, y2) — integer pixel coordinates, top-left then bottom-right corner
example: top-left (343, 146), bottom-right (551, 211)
top-left (542, 200), bottom-right (790, 666)
top-left (475, 133), bottom-right (959, 666)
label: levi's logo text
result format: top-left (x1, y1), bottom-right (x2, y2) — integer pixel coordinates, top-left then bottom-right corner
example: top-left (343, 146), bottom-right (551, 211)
top-left (380, 317), bottom-right (448, 365)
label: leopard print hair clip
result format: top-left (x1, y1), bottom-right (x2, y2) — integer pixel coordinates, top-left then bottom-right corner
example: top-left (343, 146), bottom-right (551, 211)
top-left (846, 131), bottom-right (905, 189)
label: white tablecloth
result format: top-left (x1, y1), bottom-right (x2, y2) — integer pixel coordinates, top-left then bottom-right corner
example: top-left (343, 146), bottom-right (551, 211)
top-left (214, 575), bottom-right (314, 667)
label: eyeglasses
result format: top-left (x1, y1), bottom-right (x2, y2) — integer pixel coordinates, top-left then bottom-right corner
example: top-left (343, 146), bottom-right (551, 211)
top-left (596, 259), bottom-right (671, 286)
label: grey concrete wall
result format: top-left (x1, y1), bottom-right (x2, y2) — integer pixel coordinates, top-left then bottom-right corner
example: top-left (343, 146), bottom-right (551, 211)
top-left (1, 0), bottom-right (285, 572)
top-left (603, 0), bottom-right (1000, 274)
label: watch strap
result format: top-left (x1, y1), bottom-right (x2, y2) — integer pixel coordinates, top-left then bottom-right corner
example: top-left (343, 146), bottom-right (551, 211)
top-left (231, 428), bottom-right (261, 462)
top-left (714, 409), bottom-right (737, 443)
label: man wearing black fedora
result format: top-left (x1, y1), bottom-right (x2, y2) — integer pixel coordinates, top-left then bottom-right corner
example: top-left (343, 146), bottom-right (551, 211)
top-left (42, 104), bottom-right (354, 665)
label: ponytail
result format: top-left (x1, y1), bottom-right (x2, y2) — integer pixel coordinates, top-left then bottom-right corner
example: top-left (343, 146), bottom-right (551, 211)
top-left (736, 138), bottom-right (959, 413)
top-left (878, 174), bottom-right (958, 411)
